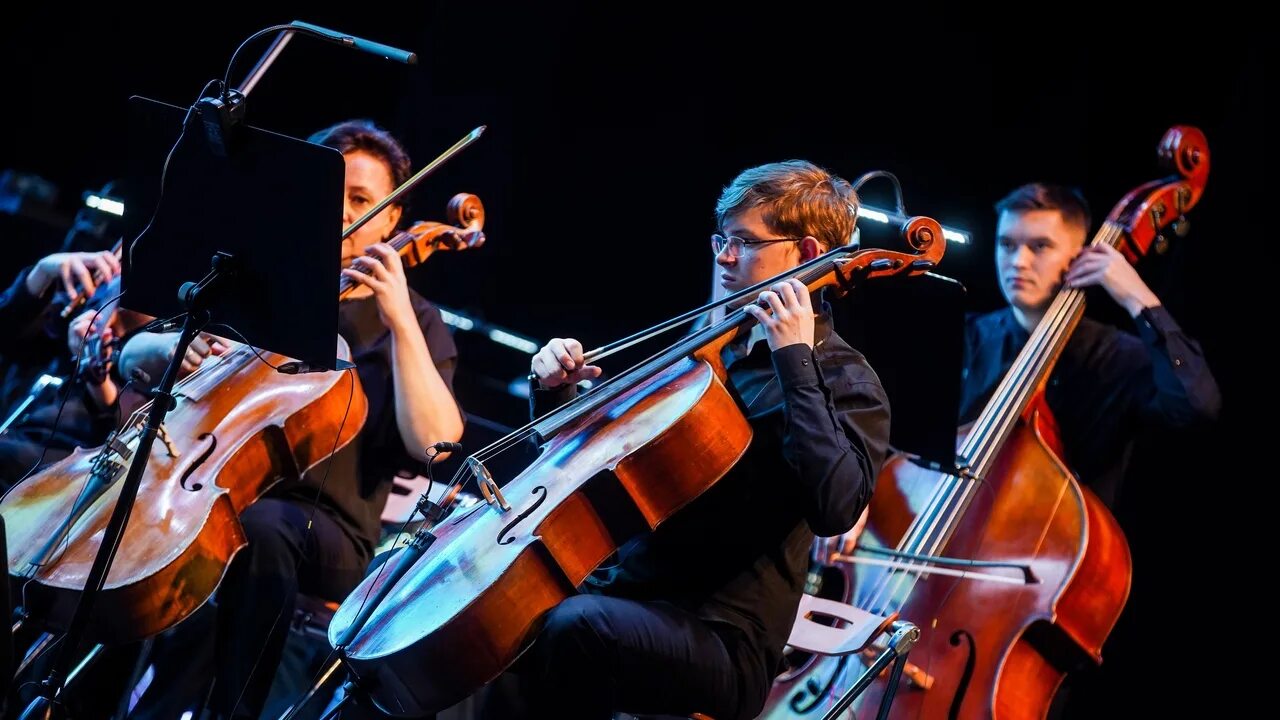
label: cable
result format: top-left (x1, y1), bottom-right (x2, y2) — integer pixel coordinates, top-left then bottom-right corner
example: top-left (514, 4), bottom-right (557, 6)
top-left (851, 170), bottom-right (906, 216)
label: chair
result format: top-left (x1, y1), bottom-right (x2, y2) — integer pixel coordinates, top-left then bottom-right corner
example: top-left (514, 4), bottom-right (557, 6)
top-left (267, 593), bottom-right (344, 718)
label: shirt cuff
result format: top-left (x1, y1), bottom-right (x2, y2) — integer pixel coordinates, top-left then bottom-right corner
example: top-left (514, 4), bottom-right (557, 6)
top-left (528, 375), bottom-right (578, 401)
top-left (771, 343), bottom-right (819, 388)
top-left (6, 266), bottom-right (50, 307)
top-left (1135, 305), bottom-right (1180, 345)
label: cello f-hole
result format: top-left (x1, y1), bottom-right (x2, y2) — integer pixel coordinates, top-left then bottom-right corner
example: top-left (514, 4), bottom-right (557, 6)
top-left (178, 433), bottom-right (218, 491)
top-left (497, 486), bottom-right (547, 545)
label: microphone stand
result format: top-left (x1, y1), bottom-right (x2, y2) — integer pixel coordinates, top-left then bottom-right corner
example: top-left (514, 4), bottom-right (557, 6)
top-left (19, 255), bottom-right (232, 720)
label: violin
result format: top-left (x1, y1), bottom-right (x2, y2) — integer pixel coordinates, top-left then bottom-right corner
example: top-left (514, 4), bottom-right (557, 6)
top-left (340, 193), bottom-right (485, 300)
top-left (759, 126), bottom-right (1210, 719)
top-left (326, 218), bottom-right (946, 717)
top-left (1, 194), bottom-right (485, 644)
top-left (75, 300), bottom-right (118, 387)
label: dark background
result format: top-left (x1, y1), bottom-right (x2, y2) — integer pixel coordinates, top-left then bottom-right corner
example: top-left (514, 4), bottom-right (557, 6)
top-left (2, 4), bottom-right (1263, 716)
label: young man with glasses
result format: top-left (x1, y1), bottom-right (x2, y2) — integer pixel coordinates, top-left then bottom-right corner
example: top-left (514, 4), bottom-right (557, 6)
top-left (498, 160), bottom-right (891, 720)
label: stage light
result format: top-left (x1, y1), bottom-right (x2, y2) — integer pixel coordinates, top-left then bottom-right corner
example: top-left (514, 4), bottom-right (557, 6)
top-left (487, 329), bottom-right (539, 355)
top-left (859, 203), bottom-right (970, 244)
top-left (84, 193), bottom-right (125, 216)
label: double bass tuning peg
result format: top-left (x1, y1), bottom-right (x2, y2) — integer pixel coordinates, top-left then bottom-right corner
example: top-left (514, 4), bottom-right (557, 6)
top-left (1170, 186), bottom-right (1191, 240)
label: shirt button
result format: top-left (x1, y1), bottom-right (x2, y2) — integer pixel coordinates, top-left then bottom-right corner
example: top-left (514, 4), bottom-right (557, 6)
top-left (801, 358), bottom-right (810, 366)
top-left (1174, 358), bottom-right (1183, 367)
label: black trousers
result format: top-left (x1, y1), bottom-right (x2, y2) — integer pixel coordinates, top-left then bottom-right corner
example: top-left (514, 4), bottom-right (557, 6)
top-left (479, 594), bottom-right (765, 720)
top-left (132, 497), bottom-right (369, 719)
top-left (210, 498), bottom-right (369, 718)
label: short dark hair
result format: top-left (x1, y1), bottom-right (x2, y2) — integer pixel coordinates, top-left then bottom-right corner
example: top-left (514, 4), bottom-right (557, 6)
top-left (715, 160), bottom-right (859, 251)
top-left (307, 119), bottom-right (412, 199)
top-left (994, 182), bottom-right (1091, 235)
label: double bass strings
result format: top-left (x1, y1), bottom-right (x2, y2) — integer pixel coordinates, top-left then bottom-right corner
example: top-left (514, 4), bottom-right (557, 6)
top-left (860, 223), bottom-right (1125, 615)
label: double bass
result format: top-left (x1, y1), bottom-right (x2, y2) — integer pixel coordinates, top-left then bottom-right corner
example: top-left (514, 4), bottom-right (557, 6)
top-left (761, 126), bottom-right (1209, 719)
top-left (326, 218), bottom-right (946, 717)
top-left (1, 195), bottom-right (485, 644)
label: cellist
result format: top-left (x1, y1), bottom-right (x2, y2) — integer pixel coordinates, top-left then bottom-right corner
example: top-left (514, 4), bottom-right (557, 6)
top-left (492, 160), bottom-right (892, 720)
top-left (125, 119), bottom-right (465, 719)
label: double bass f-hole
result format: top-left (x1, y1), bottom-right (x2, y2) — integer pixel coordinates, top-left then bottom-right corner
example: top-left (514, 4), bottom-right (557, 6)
top-left (946, 630), bottom-right (977, 720)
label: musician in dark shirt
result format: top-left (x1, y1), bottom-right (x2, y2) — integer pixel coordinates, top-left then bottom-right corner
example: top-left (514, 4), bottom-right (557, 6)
top-left (961, 183), bottom-right (1220, 507)
top-left (498, 160), bottom-right (891, 720)
top-left (0, 250), bottom-right (119, 347)
top-left (0, 308), bottom-right (125, 483)
top-left (968, 183), bottom-right (1220, 720)
top-left (0, 250), bottom-right (121, 487)
top-left (838, 182), bottom-right (1221, 719)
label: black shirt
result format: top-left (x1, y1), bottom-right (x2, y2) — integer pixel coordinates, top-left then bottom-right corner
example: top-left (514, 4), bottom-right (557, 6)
top-left (959, 305), bottom-right (1221, 507)
top-left (0, 267), bottom-right (117, 483)
top-left (0, 267), bottom-right (49, 343)
top-left (0, 267), bottom-right (65, 419)
top-left (277, 289), bottom-right (457, 556)
top-left (531, 314), bottom-right (890, 700)
top-left (0, 376), bottom-right (120, 483)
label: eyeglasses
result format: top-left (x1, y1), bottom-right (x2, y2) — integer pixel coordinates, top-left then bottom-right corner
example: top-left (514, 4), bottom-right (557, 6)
top-left (710, 234), bottom-right (804, 259)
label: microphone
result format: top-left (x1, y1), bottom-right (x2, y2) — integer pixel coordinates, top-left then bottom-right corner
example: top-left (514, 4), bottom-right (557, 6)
top-left (290, 21), bottom-right (418, 65)
top-left (430, 441), bottom-right (463, 453)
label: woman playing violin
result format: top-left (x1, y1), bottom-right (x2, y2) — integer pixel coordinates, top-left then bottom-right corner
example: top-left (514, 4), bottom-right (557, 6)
top-left (489, 160), bottom-right (891, 720)
top-left (129, 119), bottom-right (464, 719)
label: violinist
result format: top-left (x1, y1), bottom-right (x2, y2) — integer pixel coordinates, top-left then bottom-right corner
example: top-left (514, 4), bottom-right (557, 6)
top-left (0, 249), bottom-right (121, 485)
top-left (129, 119), bottom-right (464, 719)
top-left (495, 160), bottom-right (891, 720)
top-left (0, 308), bottom-right (129, 483)
top-left (0, 249), bottom-right (119, 345)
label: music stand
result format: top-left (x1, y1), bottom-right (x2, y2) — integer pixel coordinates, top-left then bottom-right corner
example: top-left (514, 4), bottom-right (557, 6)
top-left (19, 95), bottom-right (345, 718)
top-left (120, 95), bottom-right (346, 366)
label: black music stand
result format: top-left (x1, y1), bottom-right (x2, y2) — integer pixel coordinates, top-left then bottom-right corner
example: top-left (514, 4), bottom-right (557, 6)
top-left (120, 95), bottom-right (346, 367)
top-left (19, 95), bottom-right (345, 718)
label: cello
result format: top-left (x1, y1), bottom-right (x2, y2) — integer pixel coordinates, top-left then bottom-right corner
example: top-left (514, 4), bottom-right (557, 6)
top-left (760, 126), bottom-right (1209, 719)
top-left (325, 218), bottom-right (946, 717)
top-left (1, 194), bottom-right (485, 644)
